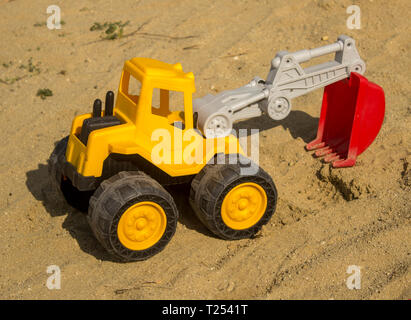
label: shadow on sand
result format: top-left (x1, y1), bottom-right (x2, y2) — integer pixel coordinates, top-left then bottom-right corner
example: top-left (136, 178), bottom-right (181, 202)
top-left (233, 110), bottom-right (318, 144)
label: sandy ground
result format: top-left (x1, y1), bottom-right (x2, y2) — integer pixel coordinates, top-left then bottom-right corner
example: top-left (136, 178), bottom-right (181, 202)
top-left (0, 0), bottom-right (410, 299)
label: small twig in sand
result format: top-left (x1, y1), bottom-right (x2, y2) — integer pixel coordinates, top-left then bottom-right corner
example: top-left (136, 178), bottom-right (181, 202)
top-left (121, 19), bottom-right (151, 38)
top-left (220, 52), bottom-right (248, 59)
top-left (124, 32), bottom-right (197, 41)
top-left (114, 281), bottom-right (172, 295)
top-left (183, 45), bottom-right (200, 50)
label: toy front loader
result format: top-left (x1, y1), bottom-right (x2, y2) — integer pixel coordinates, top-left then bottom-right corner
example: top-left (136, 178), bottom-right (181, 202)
top-left (49, 57), bottom-right (277, 261)
top-left (49, 36), bottom-right (384, 262)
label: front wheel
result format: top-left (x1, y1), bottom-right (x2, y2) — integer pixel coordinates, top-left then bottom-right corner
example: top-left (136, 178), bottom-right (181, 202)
top-left (88, 171), bottom-right (179, 261)
top-left (189, 155), bottom-right (277, 240)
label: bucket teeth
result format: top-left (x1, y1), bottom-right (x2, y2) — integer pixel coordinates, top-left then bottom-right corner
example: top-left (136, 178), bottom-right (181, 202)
top-left (324, 153), bottom-right (340, 163)
top-left (332, 158), bottom-right (356, 168)
top-left (315, 146), bottom-right (333, 157)
top-left (306, 140), bottom-right (325, 151)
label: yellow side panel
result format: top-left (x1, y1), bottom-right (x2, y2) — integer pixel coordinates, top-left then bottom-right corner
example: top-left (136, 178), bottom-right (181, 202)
top-left (139, 129), bottom-right (245, 177)
top-left (70, 113), bottom-right (92, 136)
top-left (66, 124), bottom-right (136, 177)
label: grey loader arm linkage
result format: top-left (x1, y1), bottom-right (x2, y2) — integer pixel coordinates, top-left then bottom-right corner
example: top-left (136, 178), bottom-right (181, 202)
top-left (193, 35), bottom-right (365, 138)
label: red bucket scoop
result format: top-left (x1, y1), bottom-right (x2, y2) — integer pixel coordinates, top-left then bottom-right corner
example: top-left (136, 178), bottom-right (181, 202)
top-left (306, 72), bottom-right (385, 167)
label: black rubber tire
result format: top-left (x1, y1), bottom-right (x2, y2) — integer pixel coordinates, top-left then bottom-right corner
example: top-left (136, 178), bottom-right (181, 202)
top-left (189, 154), bottom-right (277, 240)
top-left (87, 171), bottom-right (179, 262)
top-left (48, 136), bottom-right (93, 212)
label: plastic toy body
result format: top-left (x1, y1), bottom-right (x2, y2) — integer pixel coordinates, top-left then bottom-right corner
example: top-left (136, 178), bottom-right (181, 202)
top-left (49, 36), bottom-right (384, 262)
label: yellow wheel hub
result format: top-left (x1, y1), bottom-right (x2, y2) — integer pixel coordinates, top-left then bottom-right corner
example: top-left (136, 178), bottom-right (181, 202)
top-left (221, 182), bottom-right (267, 230)
top-left (117, 201), bottom-right (167, 251)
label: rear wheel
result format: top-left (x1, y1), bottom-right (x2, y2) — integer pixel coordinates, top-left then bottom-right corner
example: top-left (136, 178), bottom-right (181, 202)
top-left (190, 154), bottom-right (277, 239)
top-left (88, 171), bottom-right (178, 261)
top-left (48, 136), bottom-right (93, 212)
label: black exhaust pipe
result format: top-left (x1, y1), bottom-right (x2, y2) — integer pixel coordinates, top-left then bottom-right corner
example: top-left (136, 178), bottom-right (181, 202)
top-left (92, 99), bottom-right (102, 117)
top-left (105, 91), bottom-right (114, 116)
top-left (80, 93), bottom-right (120, 145)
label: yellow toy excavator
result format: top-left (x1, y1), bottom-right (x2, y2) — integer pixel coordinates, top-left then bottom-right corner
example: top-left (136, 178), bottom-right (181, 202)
top-left (49, 57), bottom-right (277, 261)
top-left (49, 36), bottom-right (384, 261)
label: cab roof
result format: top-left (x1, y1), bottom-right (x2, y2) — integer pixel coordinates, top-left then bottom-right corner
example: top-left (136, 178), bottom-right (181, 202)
top-left (124, 57), bottom-right (195, 93)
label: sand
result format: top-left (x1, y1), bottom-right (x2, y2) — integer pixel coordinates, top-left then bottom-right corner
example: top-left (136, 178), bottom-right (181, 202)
top-left (0, 0), bottom-right (409, 299)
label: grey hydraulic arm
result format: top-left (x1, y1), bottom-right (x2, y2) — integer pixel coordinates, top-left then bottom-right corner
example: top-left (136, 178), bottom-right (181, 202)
top-left (193, 35), bottom-right (365, 138)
